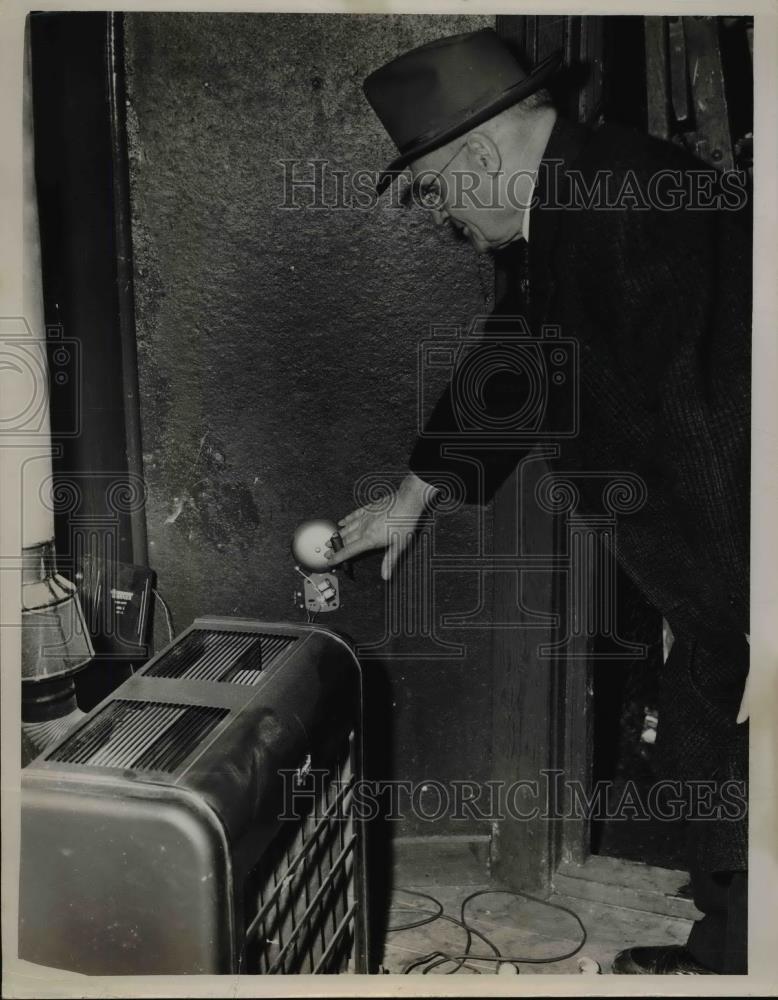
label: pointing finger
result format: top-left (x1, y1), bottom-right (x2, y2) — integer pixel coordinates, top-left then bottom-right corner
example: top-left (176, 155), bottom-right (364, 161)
top-left (381, 540), bottom-right (402, 581)
top-left (325, 538), bottom-right (371, 566)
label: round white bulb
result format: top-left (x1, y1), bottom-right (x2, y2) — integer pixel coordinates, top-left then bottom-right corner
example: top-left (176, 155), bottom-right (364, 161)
top-left (292, 518), bottom-right (339, 572)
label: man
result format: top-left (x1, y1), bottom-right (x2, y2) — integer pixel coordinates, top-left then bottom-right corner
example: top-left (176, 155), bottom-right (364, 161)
top-left (326, 28), bottom-right (750, 974)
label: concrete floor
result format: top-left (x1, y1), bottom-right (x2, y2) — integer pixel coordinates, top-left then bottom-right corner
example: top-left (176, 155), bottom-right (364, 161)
top-left (382, 883), bottom-right (693, 976)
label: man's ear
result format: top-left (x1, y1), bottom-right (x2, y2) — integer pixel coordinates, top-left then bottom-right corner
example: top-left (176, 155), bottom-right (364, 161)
top-left (464, 132), bottom-right (501, 173)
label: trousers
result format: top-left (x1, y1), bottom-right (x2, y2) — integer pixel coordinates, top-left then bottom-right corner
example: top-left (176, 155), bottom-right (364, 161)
top-left (686, 867), bottom-right (747, 974)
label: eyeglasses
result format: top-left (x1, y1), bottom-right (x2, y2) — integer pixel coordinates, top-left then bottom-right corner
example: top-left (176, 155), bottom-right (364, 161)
top-left (410, 143), bottom-right (467, 211)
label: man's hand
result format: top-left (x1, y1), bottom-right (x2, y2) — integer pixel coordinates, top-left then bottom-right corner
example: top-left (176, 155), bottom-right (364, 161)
top-left (326, 473), bottom-right (438, 580)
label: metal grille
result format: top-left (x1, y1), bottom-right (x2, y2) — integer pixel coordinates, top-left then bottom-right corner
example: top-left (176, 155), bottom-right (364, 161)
top-left (46, 700), bottom-right (228, 772)
top-left (241, 734), bottom-right (357, 974)
top-left (145, 628), bottom-right (296, 684)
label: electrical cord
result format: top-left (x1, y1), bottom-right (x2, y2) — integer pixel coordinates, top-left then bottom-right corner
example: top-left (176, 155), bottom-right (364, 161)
top-left (456, 888), bottom-right (587, 967)
top-left (388, 886), bottom-right (588, 974)
top-left (401, 912), bottom-right (501, 975)
top-left (390, 888), bottom-right (501, 975)
top-left (153, 587), bottom-right (175, 643)
top-left (388, 888), bottom-right (443, 931)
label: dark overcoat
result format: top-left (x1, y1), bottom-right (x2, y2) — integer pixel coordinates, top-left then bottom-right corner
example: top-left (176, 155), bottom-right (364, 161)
top-left (409, 117), bottom-right (751, 871)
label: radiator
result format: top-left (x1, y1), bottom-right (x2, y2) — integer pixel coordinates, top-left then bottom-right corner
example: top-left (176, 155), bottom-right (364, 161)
top-left (19, 617), bottom-right (369, 975)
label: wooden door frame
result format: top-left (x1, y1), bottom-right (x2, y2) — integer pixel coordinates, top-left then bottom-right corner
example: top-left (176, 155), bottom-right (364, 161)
top-left (489, 457), bottom-right (592, 892)
top-left (488, 14), bottom-right (602, 894)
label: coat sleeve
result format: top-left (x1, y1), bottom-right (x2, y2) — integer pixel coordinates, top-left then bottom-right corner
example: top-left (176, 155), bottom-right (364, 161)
top-left (408, 319), bottom-right (536, 506)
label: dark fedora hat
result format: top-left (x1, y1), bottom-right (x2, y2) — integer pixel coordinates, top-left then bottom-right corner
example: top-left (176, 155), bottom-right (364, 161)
top-left (363, 28), bottom-right (562, 194)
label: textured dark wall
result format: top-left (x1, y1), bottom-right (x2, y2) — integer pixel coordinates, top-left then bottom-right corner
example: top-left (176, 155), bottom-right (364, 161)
top-left (125, 12), bottom-right (495, 834)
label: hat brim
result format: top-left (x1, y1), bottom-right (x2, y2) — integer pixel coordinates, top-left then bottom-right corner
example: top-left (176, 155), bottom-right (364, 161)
top-left (375, 49), bottom-right (563, 195)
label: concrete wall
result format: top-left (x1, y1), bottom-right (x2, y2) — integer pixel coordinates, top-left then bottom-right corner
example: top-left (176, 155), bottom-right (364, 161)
top-left (125, 12), bottom-right (495, 834)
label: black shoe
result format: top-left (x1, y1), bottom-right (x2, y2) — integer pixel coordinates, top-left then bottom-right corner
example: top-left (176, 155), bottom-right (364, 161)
top-left (612, 945), bottom-right (716, 975)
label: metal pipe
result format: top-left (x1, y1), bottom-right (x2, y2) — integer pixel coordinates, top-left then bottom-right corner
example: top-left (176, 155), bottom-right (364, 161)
top-left (106, 12), bottom-right (149, 567)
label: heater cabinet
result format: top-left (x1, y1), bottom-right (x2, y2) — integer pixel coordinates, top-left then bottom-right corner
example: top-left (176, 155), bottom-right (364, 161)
top-left (19, 617), bottom-right (369, 975)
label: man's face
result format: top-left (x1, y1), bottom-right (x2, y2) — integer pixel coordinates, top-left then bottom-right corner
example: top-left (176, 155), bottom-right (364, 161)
top-left (409, 135), bottom-right (526, 254)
